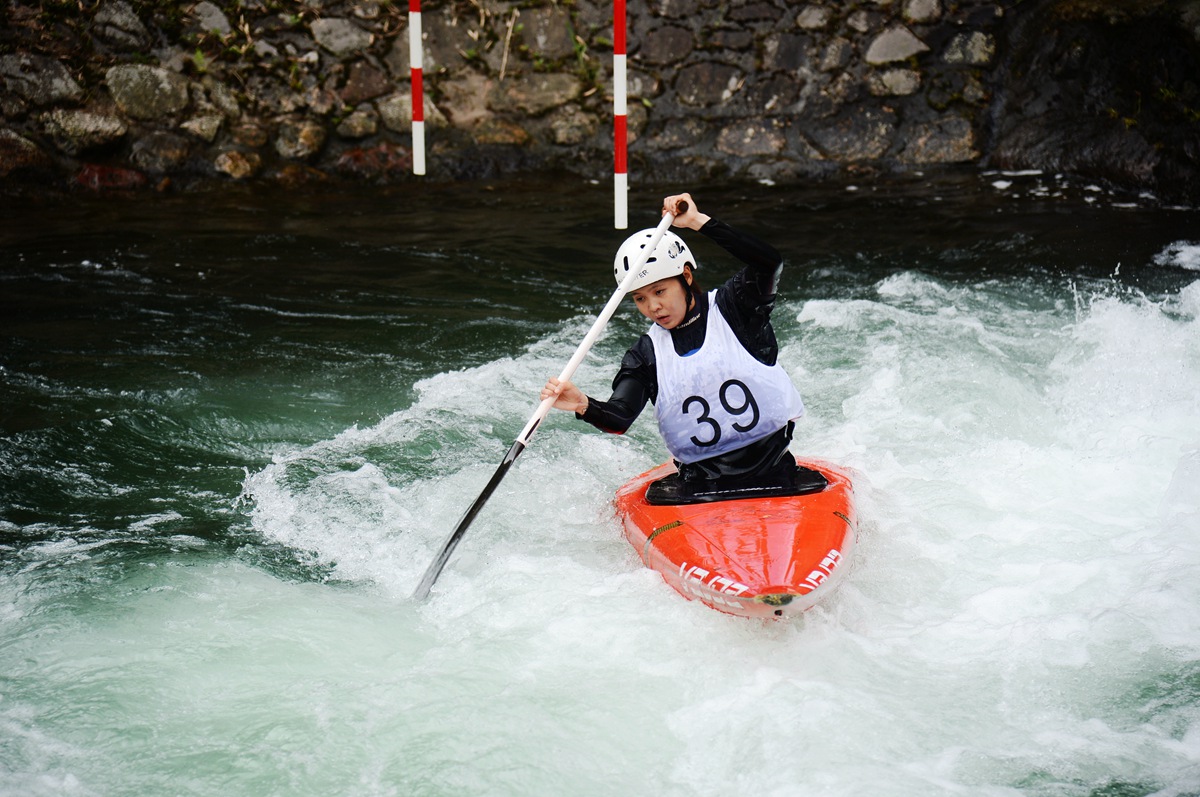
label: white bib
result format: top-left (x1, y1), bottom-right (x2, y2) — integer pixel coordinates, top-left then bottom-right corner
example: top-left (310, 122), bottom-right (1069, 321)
top-left (650, 291), bottom-right (804, 463)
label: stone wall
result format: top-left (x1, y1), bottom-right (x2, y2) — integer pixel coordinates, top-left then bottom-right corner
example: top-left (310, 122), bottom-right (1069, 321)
top-left (987, 0), bottom-right (1200, 203)
top-left (1, 0), bottom-right (1198, 200)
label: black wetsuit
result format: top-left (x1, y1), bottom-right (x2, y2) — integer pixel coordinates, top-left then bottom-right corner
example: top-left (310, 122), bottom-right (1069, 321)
top-left (578, 218), bottom-right (812, 499)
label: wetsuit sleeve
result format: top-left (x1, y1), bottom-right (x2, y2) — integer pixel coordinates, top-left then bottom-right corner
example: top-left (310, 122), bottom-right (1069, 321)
top-left (699, 218), bottom-right (782, 310)
top-left (578, 335), bottom-right (656, 434)
top-left (700, 218), bottom-right (785, 365)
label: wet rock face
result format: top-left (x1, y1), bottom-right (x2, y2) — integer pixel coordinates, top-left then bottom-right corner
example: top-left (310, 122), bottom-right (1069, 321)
top-left (0, 0), bottom-right (1195, 201)
top-left (93, 0), bottom-right (152, 50)
top-left (106, 65), bottom-right (191, 120)
top-left (0, 54), bottom-right (84, 106)
top-left (987, 0), bottom-right (1200, 201)
top-left (42, 109), bottom-right (128, 155)
top-left (311, 18), bottom-right (374, 57)
top-left (0, 128), bottom-right (52, 177)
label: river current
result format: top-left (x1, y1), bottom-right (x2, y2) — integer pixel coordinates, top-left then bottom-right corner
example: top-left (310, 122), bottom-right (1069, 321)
top-left (2, 171), bottom-right (1199, 796)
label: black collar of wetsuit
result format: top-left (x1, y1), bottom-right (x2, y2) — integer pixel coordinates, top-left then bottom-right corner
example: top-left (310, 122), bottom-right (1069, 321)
top-left (668, 287), bottom-right (708, 356)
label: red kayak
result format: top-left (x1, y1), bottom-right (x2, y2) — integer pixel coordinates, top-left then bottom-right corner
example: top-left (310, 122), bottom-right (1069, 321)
top-left (614, 457), bottom-right (857, 619)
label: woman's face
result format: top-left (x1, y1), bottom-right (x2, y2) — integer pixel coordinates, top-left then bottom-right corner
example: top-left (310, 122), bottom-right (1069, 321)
top-left (630, 270), bottom-right (693, 329)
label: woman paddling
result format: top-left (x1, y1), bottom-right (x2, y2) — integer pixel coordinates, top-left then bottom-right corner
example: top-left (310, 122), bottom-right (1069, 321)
top-left (541, 193), bottom-right (825, 504)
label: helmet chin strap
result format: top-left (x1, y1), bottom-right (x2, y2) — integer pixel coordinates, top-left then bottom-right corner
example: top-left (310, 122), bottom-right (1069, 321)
top-left (674, 271), bottom-right (701, 329)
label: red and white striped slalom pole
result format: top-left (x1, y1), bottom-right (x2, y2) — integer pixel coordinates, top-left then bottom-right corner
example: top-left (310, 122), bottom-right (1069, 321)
top-left (613, 0), bottom-right (628, 229)
top-left (409, 0), bottom-right (426, 175)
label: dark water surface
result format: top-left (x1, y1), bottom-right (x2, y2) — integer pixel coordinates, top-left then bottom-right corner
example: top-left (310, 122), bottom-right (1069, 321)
top-left (2, 170), bottom-right (1199, 796)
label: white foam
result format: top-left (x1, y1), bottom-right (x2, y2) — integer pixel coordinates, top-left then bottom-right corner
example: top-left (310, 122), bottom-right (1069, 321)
top-left (1153, 241), bottom-right (1200, 271)
top-left (7, 275), bottom-right (1200, 796)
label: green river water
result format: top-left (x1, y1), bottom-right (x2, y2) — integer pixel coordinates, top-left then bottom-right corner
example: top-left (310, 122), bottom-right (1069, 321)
top-left (2, 170), bottom-right (1199, 796)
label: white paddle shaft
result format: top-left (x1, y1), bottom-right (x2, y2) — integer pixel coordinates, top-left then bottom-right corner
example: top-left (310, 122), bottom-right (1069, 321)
top-left (412, 206), bottom-right (681, 600)
top-left (514, 209), bottom-right (676, 446)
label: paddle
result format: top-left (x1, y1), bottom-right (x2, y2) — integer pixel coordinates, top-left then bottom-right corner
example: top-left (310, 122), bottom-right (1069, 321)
top-left (412, 204), bottom-right (684, 600)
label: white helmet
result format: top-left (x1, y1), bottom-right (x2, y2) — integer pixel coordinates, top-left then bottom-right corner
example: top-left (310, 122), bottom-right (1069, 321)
top-left (613, 228), bottom-right (696, 291)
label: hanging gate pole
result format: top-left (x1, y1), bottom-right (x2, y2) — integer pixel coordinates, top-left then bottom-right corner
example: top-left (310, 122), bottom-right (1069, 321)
top-left (409, 0), bottom-right (426, 175)
top-left (613, 0), bottom-right (627, 229)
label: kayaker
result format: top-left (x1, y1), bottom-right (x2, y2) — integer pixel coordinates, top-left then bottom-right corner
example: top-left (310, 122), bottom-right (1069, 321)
top-left (541, 192), bottom-right (824, 504)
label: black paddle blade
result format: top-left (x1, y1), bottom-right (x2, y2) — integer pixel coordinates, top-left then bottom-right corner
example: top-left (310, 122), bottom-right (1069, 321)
top-left (412, 439), bottom-right (526, 600)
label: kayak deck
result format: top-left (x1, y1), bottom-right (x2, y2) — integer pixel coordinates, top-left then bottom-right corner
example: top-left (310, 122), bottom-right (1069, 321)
top-left (614, 457), bottom-right (857, 619)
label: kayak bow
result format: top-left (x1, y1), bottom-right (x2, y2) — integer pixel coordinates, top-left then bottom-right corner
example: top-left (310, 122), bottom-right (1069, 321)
top-left (614, 457), bottom-right (857, 619)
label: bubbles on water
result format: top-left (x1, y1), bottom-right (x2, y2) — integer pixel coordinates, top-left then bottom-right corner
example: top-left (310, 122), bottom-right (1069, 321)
top-left (242, 315), bottom-right (662, 600)
top-left (9, 181), bottom-right (1200, 796)
top-left (1153, 241), bottom-right (1200, 272)
top-left (180, 267), bottom-right (1200, 795)
top-left (772, 268), bottom-right (1200, 792)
